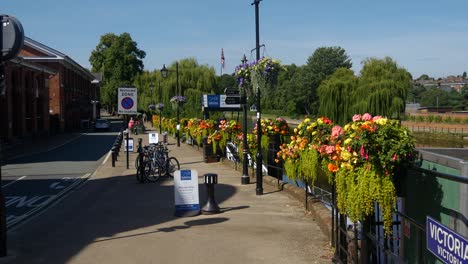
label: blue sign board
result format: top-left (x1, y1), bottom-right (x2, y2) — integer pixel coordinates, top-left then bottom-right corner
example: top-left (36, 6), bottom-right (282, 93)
top-left (207, 95), bottom-right (220, 108)
top-left (202, 94), bottom-right (241, 110)
top-left (426, 216), bottom-right (468, 264)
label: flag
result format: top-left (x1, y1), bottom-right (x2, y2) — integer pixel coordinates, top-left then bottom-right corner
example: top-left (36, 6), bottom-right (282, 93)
top-left (221, 48), bottom-right (225, 69)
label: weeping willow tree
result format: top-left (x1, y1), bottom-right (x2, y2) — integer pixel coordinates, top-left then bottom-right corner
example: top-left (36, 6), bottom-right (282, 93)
top-left (133, 57), bottom-right (217, 118)
top-left (318, 68), bottom-right (358, 125)
top-left (352, 57), bottom-right (412, 119)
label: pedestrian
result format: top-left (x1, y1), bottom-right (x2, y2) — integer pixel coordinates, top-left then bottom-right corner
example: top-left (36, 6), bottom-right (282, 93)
top-left (128, 117), bottom-right (135, 132)
top-left (142, 113), bottom-right (147, 124)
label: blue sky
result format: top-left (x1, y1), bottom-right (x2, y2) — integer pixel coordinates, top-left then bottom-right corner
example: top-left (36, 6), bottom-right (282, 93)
top-left (3, 0), bottom-right (468, 78)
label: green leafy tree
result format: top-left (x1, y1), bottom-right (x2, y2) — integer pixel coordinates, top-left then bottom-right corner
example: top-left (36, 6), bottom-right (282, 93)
top-left (318, 68), bottom-right (358, 125)
top-left (420, 88), bottom-right (450, 107)
top-left (132, 58), bottom-right (217, 118)
top-left (270, 64), bottom-right (302, 116)
top-left (408, 84), bottom-right (427, 103)
top-left (89, 32), bottom-right (146, 113)
top-left (352, 57), bottom-right (412, 119)
top-left (298, 47), bottom-right (352, 116)
top-left (417, 74), bottom-right (430, 80)
top-left (217, 74), bottom-right (236, 94)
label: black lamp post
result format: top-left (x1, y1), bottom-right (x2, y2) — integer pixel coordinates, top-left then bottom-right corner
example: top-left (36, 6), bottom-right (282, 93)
top-left (157, 103), bottom-right (164, 134)
top-left (252, 0), bottom-right (263, 195)
top-left (161, 63), bottom-right (181, 147)
top-left (241, 54), bottom-right (250, 185)
top-left (149, 83), bottom-right (154, 126)
top-left (157, 78), bottom-right (163, 134)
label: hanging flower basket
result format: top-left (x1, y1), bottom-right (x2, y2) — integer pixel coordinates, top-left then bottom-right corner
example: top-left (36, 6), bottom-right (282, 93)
top-left (170, 95), bottom-right (187, 109)
top-left (234, 57), bottom-right (284, 97)
top-left (148, 104), bottom-right (156, 110)
top-left (156, 103), bottom-right (165, 110)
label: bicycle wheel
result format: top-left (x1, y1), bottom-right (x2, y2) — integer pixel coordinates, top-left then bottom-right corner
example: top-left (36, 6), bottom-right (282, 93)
top-left (135, 154), bottom-right (140, 170)
top-left (146, 160), bottom-right (161, 182)
top-left (165, 157), bottom-right (180, 178)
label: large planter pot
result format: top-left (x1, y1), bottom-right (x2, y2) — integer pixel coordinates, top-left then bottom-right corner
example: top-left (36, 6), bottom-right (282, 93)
top-left (267, 134), bottom-right (282, 179)
top-left (202, 137), bottom-right (220, 163)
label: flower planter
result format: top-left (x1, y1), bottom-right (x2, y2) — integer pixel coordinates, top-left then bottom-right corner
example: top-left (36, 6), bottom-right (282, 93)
top-left (202, 137), bottom-right (221, 163)
top-left (267, 134), bottom-right (282, 179)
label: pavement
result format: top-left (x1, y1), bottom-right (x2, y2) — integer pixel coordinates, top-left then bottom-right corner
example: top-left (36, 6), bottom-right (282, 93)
top-left (1, 123), bottom-right (334, 264)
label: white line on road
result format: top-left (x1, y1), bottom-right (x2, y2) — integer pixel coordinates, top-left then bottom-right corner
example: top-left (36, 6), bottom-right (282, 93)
top-left (7, 173), bottom-right (92, 231)
top-left (2, 176), bottom-right (26, 188)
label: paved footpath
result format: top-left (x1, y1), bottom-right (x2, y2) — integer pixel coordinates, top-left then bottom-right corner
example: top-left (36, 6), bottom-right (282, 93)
top-left (3, 125), bottom-right (334, 264)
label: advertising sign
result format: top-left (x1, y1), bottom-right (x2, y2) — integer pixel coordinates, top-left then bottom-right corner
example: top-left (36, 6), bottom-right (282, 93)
top-left (118, 87), bottom-right (138, 115)
top-left (174, 170), bottom-right (200, 217)
top-left (426, 216), bottom-right (468, 264)
top-left (148, 133), bottom-right (158, 144)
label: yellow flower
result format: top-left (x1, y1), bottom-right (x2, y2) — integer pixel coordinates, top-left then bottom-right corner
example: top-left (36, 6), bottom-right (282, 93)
top-left (294, 128), bottom-right (298, 133)
top-left (376, 117), bottom-right (388, 125)
top-left (304, 118), bottom-right (310, 123)
top-left (344, 138), bottom-right (352, 145)
top-left (312, 131), bottom-right (317, 136)
top-left (340, 149), bottom-right (352, 161)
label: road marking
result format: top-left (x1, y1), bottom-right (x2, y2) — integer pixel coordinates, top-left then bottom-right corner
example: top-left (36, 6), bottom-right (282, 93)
top-left (49, 182), bottom-right (66, 190)
top-left (2, 176), bottom-right (26, 188)
top-left (7, 173), bottom-right (92, 230)
top-left (103, 151), bottom-right (112, 165)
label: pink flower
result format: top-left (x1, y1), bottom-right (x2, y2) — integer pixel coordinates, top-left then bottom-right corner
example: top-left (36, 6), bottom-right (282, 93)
top-left (331, 125), bottom-right (344, 139)
top-left (360, 146), bottom-right (369, 160)
top-left (326, 145), bottom-right (335, 155)
top-left (352, 114), bottom-right (361, 122)
top-left (392, 154), bottom-right (397, 161)
top-left (362, 113), bottom-right (372, 121)
top-left (372, 115), bottom-right (382, 121)
top-left (318, 145), bottom-right (327, 155)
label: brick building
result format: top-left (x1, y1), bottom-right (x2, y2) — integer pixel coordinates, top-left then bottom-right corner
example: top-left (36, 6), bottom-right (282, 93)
top-left (0, 37), bottom-right (100, 144)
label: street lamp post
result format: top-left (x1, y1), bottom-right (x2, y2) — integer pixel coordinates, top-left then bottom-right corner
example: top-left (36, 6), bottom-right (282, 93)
top-left (253, 0), bottom-right (263, 195)
top-left (149, 83), bottom-right (154, 126)
top-left (241, 54), bottom-right (250, 185)
top-left (158, 78), bottom-right (163, 134)
top-left (161, 63), bottom-right (181, 147)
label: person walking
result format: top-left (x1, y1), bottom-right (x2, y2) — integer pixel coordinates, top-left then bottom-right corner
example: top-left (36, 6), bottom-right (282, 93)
top-left (128, 117), bottom-right (135, 133)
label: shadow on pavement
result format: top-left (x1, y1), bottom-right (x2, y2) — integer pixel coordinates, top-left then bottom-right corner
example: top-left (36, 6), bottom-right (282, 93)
top-left (9, 173), bottom-right (241, 263)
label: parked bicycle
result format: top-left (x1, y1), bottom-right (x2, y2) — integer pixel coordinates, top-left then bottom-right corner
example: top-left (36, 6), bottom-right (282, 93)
top-left (135, 142), bottom-right (180, 183)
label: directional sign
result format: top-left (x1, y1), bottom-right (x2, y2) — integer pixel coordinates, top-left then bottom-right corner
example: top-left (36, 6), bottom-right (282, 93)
top-left (224, 88), bottom-right (240, 95)
top-left (426, 217), bottom-right (468, 264)
top-left (225, 96), bottom-right (241, 105)
top-left (118, 87), bottom-right (138, 114)
top-left (202, 94), bottom-right (241, 109)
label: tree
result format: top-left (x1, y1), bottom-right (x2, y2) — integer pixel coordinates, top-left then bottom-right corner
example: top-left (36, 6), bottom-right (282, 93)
top-left (463, 71), bottom-right (467, 79)
top-left (420, 87), bottom-right (449, 107)
top-left (132, 58), bottom-right (217, 118)
top-left (417, 74), bottom-right (430, 80)
top-left (318, 68), bottom-right (358, 125)
top-left (408, 84), bottom-right (427, 103)
top-left (89, 32), bottom-right (146, 112)
top-left (298, 46), bottom-right (352, 115)
top-left (352, 57), bottom-right (412, 119)
top-left (217, 74), bottom-right (236, 94)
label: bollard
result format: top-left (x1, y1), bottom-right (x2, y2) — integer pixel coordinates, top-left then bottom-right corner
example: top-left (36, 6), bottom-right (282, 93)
top-left (111, 147), bottom-right (116, 167)
top-left (201, 173), bottom-right (220, 214)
